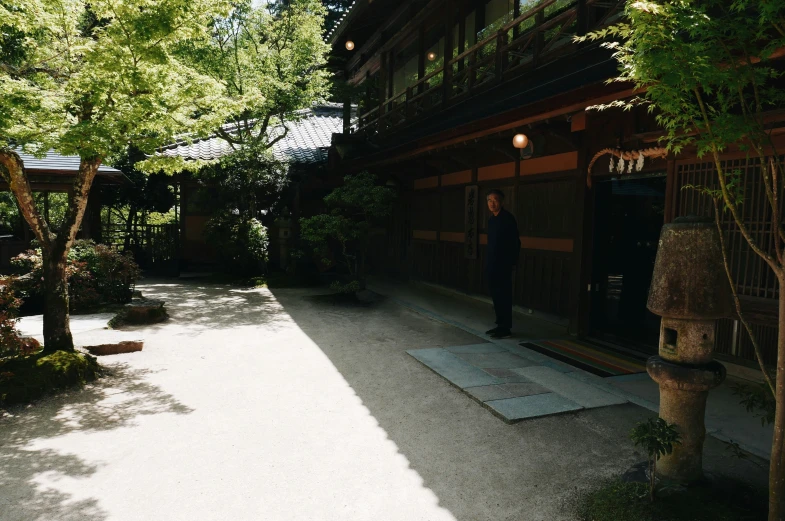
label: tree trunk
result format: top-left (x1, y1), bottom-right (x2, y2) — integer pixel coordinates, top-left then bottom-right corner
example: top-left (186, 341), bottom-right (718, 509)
top-left (771, 275), bottom-right (785, 521)
top-left (41, 247), bottom-right (73, 353)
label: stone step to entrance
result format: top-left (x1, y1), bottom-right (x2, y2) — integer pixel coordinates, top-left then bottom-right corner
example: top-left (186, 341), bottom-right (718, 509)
top-left (407, 344), bottom-right (628, 423)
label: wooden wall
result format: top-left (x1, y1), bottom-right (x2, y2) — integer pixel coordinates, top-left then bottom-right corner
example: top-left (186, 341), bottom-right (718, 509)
top-left (671, 156), bottom-right (781, 366)
top-left (400, 151), bottom-right (579, 319)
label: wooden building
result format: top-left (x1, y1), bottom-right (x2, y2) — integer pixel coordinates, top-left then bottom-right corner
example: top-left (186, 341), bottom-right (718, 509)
top-left (326, 0), bottom-right (784, 372)
top-left (0, 150), bottom-right (126, 271)
top-left (159, 104), bottom-right (347, 269)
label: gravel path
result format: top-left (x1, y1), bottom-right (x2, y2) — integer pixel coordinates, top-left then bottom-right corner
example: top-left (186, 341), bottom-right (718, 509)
top-left (0, 280), bottom-right (766, 521)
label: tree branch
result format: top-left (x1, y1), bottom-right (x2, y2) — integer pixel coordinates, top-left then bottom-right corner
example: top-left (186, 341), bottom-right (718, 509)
top-left (0, 150), bottom-right (53, 248)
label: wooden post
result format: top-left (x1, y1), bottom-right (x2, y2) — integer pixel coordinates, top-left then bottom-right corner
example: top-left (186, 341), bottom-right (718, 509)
top-left (533, 10), bottom-right (544, 67)
top-left (443, 0), bottom-right (454, 107)
top-left (495, 29), bottom-right (505, 82)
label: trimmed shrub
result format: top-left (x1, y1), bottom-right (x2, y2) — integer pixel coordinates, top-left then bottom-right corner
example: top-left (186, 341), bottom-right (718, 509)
top-left (11, 240), bottom-right (140, 313)
top-left (204, 215), bottom-right (269, 276)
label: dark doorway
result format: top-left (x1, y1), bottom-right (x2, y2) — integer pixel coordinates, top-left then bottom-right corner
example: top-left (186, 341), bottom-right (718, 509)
top-left (590, 174), bottom-right (666, 353)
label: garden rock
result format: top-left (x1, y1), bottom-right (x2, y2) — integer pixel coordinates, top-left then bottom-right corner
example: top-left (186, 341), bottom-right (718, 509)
top-left (110, 297), bottom-right (169, 327)
top-left (74, 329), bottom-right (144, 356)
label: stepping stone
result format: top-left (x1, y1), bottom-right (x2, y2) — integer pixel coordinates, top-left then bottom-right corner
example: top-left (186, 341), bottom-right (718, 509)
top-left (512, 366), bottom-right (627, 408)
top-left (485, 393), bottom-right (583, 421)
top-left (74, 329), bottom-right (144, 356)
top-left (407, 348), bottom-right (501, 388)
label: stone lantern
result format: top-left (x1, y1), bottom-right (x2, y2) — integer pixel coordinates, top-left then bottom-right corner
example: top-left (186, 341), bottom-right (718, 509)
top-left (646, 216), bottom-right (733, 483)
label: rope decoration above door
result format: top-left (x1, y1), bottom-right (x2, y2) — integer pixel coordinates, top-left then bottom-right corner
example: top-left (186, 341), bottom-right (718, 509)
top-left (586, 147), bottom-right (668, 187)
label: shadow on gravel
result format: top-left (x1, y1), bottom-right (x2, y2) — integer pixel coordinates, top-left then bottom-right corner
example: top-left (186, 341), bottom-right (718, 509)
top-left (0, 364), bottom-right (192, 521)
top-left (120, 281), bottom-right (293, 335)
top-left (267, 286), bottom-right (769, 521)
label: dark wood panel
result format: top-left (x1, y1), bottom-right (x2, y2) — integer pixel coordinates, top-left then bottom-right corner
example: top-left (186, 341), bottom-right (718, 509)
top-left (441, 188), bottom-right (465, 232)
top-left (408, 240), bottom-right (572, 317)
top-left (517, 179), bottom-right (575, 238)
top-left (411, 192), bottom-right (441, 230)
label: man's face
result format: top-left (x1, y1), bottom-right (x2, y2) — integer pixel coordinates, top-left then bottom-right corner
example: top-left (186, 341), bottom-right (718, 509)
top-left (487, 194), bottom-right (502, 216)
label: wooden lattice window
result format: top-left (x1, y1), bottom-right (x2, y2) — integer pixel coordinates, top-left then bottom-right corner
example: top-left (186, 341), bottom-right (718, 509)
top-left (674, 157), bottom-right (782, 300)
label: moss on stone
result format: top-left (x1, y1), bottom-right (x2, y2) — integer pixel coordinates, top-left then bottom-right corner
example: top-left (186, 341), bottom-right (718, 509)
top-left (0, 350), bottom-right (100, 406)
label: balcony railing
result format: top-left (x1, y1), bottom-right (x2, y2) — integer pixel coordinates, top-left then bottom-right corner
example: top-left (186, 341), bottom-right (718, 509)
top-left (354, 0), bottom-right (624, 137)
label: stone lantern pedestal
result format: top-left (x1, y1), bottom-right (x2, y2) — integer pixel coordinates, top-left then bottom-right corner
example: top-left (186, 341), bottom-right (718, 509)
top-left (646, 216), bottom-right (732, 483)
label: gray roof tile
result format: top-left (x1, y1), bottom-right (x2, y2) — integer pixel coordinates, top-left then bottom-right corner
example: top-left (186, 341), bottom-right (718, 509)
top-left (159, 104), bottom-right (346, 165)
top-left (16, 149), bottom-right (122, 175)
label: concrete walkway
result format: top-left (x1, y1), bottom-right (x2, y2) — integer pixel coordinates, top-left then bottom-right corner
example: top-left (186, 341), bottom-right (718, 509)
top-left (0, 280), bottom-right (767, 521)
top-left (369, 278), bottom-right (774, 460)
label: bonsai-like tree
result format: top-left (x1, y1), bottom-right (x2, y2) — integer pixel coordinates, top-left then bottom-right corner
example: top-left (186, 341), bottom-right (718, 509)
top-left (299, 172), bottom-right (395, 292)
top-left (580, 2), bottom-right (785, 518)
top-left (0, 0), bottom-right (233, 352)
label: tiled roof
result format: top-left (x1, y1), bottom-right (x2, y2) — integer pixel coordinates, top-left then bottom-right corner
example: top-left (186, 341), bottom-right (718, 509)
top-left (16, 149), bottom-right (122, 176)
top-left (159, 104), bottom-right (346, 165)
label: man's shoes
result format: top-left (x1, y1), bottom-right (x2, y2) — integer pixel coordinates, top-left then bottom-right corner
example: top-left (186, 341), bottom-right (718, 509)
top-left (490, 329), bottom-right (511, 339)
top-left (485, 327), bottom-right (500, 335)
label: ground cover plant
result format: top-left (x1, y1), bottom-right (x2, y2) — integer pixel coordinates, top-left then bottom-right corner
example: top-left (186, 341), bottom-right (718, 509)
top-left (578, 478), bottom-right (766, 521)
top-left (0, 350), bottom-right (100, 407)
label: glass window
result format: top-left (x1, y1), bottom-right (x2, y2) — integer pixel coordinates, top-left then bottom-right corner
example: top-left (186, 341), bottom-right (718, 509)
top-left (478, 0), bottom-right (513, 40)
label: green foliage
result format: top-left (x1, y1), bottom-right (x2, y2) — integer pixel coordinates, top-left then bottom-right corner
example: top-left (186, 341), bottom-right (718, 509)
top-left (0, 350), bottom-right (99, 406)
top-left (630, 417), bottom-right (681, 501)
top-left (299, 172), bottom-right (395, 290)
top-left (204, 216), bottom-right (269, 276)
top-left (11, 240), bottom-right (140, 312)
top-left (1, 0), bottom-right (233, 163)
top-left (577, 1), bottom-right (785, 158)
top-left (577, 479), bottom-right (766, 521)
top-left (732, 381), bottom-right (776, 426)
top-left (180, 0), bottom-right (330, 152)
top-left (197, 147), bottom-right (289, 218)
top-left (0, 192), bottom-right (20, 235)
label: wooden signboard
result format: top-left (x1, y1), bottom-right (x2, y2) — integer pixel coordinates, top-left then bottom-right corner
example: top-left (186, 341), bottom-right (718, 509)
top-left (465, 185), bottom-right (479, 259)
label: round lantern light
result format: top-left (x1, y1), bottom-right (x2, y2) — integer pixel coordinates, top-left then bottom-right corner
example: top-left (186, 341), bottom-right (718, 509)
top-left (345, 40), bottom-right (355, 51)
top-left (512, 133), bottom-right (529, 149)
top-left (427, 51), bottom-right (437, 61)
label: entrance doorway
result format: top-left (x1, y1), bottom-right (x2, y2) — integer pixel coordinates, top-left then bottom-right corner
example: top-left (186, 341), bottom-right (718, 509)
top-left (590, 174), bottom-right (666, 353)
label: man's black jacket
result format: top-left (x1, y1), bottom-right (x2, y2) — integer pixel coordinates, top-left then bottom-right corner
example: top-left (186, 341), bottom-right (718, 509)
top-left (486, 208), bottom-right (521, 275)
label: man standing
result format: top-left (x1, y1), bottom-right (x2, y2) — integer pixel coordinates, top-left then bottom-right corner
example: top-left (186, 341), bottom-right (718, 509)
top-left (485, 189), bottom-right (520, 339)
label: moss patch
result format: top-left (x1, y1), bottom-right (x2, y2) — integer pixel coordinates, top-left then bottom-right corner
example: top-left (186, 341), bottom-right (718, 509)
top-left (577, 479), bottom-right (766, 521)
top-left (0, 350), bottom-right (100, 406)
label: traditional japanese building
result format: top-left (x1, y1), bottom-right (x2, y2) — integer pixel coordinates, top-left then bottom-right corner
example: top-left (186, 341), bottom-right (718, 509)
top-left (326, 0), bottom-right (785, 373)
top-left (0, 150), bottom-right (126, 270)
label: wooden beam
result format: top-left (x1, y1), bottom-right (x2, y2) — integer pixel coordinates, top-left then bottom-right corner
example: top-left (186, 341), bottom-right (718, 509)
top-left (350, 83), bottom-right (639, 169)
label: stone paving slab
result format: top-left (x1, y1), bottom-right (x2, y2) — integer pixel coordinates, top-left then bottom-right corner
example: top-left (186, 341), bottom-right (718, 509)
top-left (512, 366), bottom-right (628, 408)
top-left (465, 385), bottom-right (513, 402)
top-left (501, 382), bottom-right (550, 398)
top-left (453, 351), bottom-right (535, 369)
top-left (445, 343), bottom-right (507, 354)
top-left (481, 368), bottom-right (522, 378)
top-left (485, 393), bottom-right (583, 422)
top-left (407, 348), bottom-right (502, 388)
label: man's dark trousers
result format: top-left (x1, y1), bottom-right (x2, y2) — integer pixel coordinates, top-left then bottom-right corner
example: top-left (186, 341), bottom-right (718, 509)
top-left (488, 268), bottom-right (513, 330)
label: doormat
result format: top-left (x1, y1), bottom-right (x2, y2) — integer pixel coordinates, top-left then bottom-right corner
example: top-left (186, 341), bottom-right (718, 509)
top-left (519, 339), bottom-right (647, 378)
